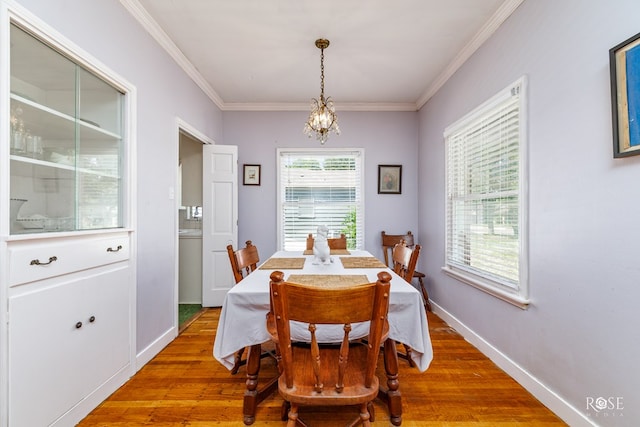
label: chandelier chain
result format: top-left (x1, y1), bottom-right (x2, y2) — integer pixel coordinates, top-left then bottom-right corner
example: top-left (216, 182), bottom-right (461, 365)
top-left (320, 47), bottom-right (325, 101)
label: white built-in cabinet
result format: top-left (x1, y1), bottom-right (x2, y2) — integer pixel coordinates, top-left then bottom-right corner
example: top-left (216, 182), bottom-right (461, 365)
top-left (2, 12), bottom-right (135, 427)
top-left (7, 233), bottom-right (132, 427)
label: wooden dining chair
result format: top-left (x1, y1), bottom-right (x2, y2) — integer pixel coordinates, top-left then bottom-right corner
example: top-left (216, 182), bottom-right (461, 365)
top-left (391, 240), bottom-right (422, 367)
top-left (391, 240), bottom-right (420, 282)
top-left (381, 230), bottom-right (430, 311)
top-left (306, 233), bottom-right (348, 250)
top-left (226, 240), bottom-right (269, 374)
top-left (227, 240), bottom-right (260, 284)
top-left (268, 270), bottom-right (391, 426)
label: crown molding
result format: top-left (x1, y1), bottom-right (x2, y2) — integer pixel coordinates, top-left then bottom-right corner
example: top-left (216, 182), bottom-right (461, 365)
top-left (119, 0), bottom-right (225, 109)
top-left (222, 102), bottom-right (419, 112)
top-left (121, 0), bottom-right (521, 113)
top-left (416, 0), bottom-right (525, 109)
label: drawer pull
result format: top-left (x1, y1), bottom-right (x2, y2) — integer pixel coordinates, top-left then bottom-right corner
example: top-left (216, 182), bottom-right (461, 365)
top-left (30, 256), bottom-right (58, 266)
top-left (89, 316), bottom-right (96, 323)
top-left (76, 321), bottom-right (83, 329)
top-left (107, 245), bottom-right (123, 252)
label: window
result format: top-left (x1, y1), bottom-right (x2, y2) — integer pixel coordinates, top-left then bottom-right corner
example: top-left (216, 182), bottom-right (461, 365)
top-left (443, 77), bottom-right (529, 308)
top-left (277, 148), bottom-right (364, 250)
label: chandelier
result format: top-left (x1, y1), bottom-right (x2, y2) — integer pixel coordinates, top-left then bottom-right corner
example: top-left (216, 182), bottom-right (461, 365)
top-left (303, 38), bottom-right (340, 144)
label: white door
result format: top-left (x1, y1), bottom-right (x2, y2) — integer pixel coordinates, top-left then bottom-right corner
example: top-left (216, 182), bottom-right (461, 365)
top-left (202, 144), bottom-right (238, 306)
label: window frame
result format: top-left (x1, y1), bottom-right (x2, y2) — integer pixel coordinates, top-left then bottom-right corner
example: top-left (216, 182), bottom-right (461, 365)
top-left (277, 148), bottom-right (365, 251)
top-left (442, 77), bottom-right (529, 309)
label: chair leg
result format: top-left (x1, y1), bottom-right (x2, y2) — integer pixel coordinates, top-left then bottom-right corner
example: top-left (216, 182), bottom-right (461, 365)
top-left (281, 401), bottom-right (290, 421)
top-left (396, 343), bottom-right (415, 367)
top-left (417, 275), bottom-right (431, 312)
top-left (231, 346), bottom-right (275, 375)
top-left (344, 403), bottom-right (371, 427)
top-left (358, 402), bottom-right (371, 427)
top-left (403, 343), bottom-right (415, 367)
top-left (367, 401), bottom-right (375, 422)
top-left (231, 347), bottom-right (245, 374)
top-left (287, 403), bottom-right (299, 427)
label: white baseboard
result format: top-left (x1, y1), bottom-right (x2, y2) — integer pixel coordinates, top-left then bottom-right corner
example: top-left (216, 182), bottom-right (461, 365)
top-left (431, 302), bottom-right (597, 427)
top-left (135, 325), bottom-right (178, 370)
top-left (53, 364), bottom-right (133, 426)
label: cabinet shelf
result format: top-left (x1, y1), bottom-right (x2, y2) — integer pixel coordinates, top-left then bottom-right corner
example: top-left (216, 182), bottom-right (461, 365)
top-left (10, 155), bottom-right (120, 179)
top-left (11, 93), bottom-right (121, 142)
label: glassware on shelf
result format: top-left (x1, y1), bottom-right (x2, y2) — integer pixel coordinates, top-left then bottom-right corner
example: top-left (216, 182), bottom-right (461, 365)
top-left (9, 198), bottom-right (27, 232)
top-left (26, 134), bottom-right (43, 159)
top-left (10, 116), bottom-right (26, 155)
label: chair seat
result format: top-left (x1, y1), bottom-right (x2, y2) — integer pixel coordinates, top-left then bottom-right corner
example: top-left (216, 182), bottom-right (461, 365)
top-left (278, 344), bottom-right (379, 406)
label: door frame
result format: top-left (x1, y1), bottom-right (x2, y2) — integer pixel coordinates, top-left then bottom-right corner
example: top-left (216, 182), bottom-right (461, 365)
top-left (174, 118), bottom-right (214, 332)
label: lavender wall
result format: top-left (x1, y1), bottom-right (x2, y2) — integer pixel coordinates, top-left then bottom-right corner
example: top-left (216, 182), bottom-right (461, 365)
top-left (11, 1), bottom-right (639, 425)
top-left (223, 110), bottom-right (419, 260)
top-left (11, 0), bottom-right (224, 354)
top-left (418, 1), bottom-right (640, 425)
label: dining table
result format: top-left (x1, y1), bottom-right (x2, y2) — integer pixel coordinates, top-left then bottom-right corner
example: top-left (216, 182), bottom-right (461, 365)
top-left (213, 249), bottom-right (433, 426)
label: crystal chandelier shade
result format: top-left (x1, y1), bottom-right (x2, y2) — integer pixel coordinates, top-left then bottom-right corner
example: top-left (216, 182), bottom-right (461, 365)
top-left (303, 39), bottom-right (340, 144)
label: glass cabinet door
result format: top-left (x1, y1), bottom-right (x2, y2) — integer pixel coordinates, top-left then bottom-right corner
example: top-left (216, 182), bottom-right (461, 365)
top-left (9, 24), bottom-right (124, 234)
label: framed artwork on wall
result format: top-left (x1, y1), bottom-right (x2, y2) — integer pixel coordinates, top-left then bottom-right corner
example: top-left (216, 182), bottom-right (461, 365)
top-left (610, 31), bottom-right (640, 158)
top-left (243, 164), bottom-right (261, 186)
top-left (378, 165), bottom-right (402, 194)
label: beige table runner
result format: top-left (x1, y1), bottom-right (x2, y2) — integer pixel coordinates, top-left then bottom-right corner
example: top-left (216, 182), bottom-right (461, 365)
top-left (339, 256), bottom-right (387, 269)
top-left (259, 257), bottom-right (306, 270)
top-left (302, 249), bottom-right (351, 255)
top-left (287, 274), bottom-right (369, 288)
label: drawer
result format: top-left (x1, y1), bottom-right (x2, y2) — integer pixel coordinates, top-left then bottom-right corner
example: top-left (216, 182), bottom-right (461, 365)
top-left (8, 233), bottom-right (130, 287)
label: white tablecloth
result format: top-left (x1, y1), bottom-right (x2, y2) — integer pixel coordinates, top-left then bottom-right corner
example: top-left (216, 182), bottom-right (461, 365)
top-left (213, 250), bottom-right (433, 372)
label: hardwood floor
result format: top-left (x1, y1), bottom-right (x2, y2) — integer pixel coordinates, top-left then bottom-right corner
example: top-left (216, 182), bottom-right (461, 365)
top-left (78, 309), bottom-right (567, 426)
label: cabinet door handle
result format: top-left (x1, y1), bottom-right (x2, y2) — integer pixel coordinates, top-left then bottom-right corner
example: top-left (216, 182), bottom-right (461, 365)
top-left (76, 321), bottom-right (83, 329)
top-left (89, 316), bottom-right (96, 323)
top-left (107, 245), bottom-right (123, 252)
top-left (30, 256), bottom-right (58, 266)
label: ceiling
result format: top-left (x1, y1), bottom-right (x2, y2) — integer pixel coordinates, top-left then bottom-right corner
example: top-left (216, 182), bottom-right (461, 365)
top-left (122, 0), bottom-right (523, 111)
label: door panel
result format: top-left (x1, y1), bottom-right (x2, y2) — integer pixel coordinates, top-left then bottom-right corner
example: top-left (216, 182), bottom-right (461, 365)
top-left (202, 145), bottom-right (237, 306)
top-left (211, 181), bottom-right (234, 246)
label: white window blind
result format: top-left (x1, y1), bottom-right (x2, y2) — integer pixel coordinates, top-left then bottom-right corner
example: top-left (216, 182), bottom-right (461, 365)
top-left (444, 77), bottom-right (528, 307)
top-left (277, 148), bottom-right (364, 251)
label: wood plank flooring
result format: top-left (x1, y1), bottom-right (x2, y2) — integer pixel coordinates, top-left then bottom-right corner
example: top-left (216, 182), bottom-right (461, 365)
top-left (78, 309), bottom-right (567, 426)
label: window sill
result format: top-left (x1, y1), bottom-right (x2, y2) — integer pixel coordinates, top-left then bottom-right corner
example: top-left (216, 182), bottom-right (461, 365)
top-left (441, 266), bottom-right (530, 309)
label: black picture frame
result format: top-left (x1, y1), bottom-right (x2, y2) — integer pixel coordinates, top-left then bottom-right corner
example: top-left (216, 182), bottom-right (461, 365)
top-left (243, 164), bottom-right (261, 186)
top-left (610, 31), bottom-right (640, 158)
top-left (378, 165), bottom-right (402, 194)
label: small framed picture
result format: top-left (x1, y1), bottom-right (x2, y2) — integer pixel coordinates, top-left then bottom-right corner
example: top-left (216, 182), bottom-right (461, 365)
top-left (378, 165), bottom-right (402, 194)
top-left (610, 31), bottom-right (640, 157)
top-left (243, 164), bottom-right (261, 186)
